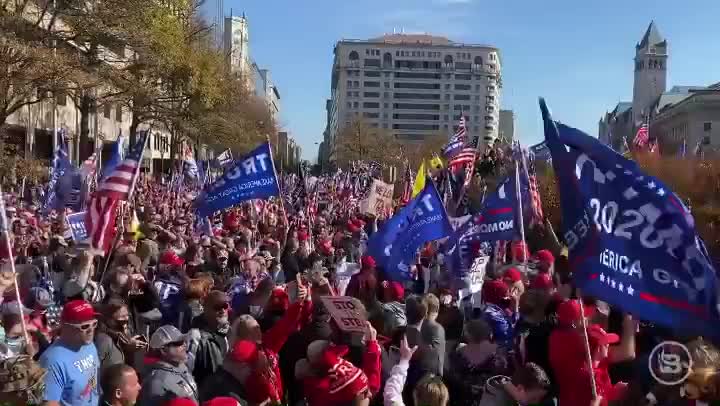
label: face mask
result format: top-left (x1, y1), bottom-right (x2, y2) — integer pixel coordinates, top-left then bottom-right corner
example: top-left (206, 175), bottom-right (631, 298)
top-left (4, 336), bottom-right (26, 354)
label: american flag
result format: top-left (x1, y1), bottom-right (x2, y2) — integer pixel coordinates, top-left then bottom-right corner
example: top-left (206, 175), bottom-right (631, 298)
top-left (633, 124), bottom-right (649, 148)
top-left (86, 132), bottom-right (147, 254)
top-left (527, 165), bottom-right (544, 226)
top-left (454, 115), bottom-right (467, 140)
top-left (442, 115), bottom-right (467, 158)
top-left (448, 147), bottom-right (476, 167)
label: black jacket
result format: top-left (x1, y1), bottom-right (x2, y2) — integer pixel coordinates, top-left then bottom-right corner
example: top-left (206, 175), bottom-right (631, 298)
top-left (187, 316), bottom-right (229, 387)
top-left (198, 368), bottom-right (249, 405)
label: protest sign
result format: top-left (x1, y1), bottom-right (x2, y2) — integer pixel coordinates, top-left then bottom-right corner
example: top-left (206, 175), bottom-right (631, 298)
top-left (361, 179), bottom-right (394, 218)
top-left (320, 296), bottom-right (368, 333)
top-left (67, 212), bottom-right (88, 241)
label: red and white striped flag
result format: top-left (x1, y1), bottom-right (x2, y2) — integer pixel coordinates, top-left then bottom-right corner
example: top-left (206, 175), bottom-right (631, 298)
top-left (448, 147), bottom-right (476, 167)
top-left (633, 124), bottom-right (649, 148)
top-left (85, 132), bottom-right (148, 255)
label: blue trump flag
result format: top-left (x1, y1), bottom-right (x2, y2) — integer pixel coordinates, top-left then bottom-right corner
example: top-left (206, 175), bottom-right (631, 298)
top-left (446, 175), bottom-right (522, 275)
top-left (540, 98), bottom-right (720, 337)
top-left (368, 181), bottom-right (453, 280)
top-left (195, 142), bottom-right (279, 217)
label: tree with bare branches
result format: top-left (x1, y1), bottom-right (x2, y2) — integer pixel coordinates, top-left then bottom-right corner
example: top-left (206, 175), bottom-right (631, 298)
top-left (334, 119), bottom-right (401, 169)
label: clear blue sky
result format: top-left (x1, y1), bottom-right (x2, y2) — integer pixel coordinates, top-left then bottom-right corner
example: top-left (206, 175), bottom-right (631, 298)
top-left (210, 0), bottom-right (720, 160)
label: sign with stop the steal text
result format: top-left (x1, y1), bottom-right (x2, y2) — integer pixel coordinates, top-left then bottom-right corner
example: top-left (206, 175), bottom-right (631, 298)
top-left (320, 296), bottom-right (368, 333)
top-left (361, 179), bottom-right (394, 218)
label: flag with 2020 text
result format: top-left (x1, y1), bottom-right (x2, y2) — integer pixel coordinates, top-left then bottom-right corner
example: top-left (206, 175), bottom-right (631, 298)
top-left (540, 98), bottom-right (720, 337)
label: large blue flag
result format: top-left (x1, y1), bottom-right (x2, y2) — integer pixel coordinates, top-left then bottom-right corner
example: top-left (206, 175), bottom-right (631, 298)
top-left (540, 98), bottom-right (720, 337)
top-left (368, 181), bottom-right (453, 280)
top-left (101, 131), bottom-right (124, 180)
top-left (446, 174), bottom-right (522, 275)
top-left (43, 130), bottom-right (72, 214)
top-left (195, 142), bottom-right (279, 217)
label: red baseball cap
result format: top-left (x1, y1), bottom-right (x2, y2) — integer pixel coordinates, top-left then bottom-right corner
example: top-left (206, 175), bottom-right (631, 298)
top-left (533, 250), bottom-right (555, 266)
top-left (556, 300), bottom-right (595, 326)
top-left (504, 268), bottom-right (522, 283)
top-left (361, 255), bottom-right (376, 269)
top-left (530, 273), bottom-right (554, 290)
top-left (61, 300), bottom-right (98, 324)
top-left (160, 250), bottom-right (184, 266)
top-left (587, 324), bottom-right (620, 347)
top-left (230, 340), bottom-right (259, 364)
top-left (203, 398), bottom-right (242, 406)
top-left (164, 398), bottom-right (198, 406)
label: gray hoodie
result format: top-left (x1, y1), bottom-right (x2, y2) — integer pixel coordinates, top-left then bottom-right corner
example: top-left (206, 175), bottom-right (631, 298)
top-left (137, 360), bottom-right (199, 406)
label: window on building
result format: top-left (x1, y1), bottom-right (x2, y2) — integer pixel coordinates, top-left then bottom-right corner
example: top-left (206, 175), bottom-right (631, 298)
top-left (487, 95), bottom-right (496, 103)
top-left (455, 62), bottom-right (471, 70)
top-left (353, 81), bottom-right (359, 87)
top-left (384, 103), bottom-right (389, 108)
top-left (364, 81), bottom-right (380, 87)
top-left (475, 95), bottom-right (480, 101)
top-left (363, 112), bottom-right (380, 119)
top-left (704, 122), bottom-right (712, 132)
top-left (347, 102), bottom-right (352, 108)
top-left (347, 80), bottom-right (352, 87)
top-left (364, 92), bottom-right (380, 98)
top-left (384, 82), bottom-right (390, 88)
top-left (347, 91), bottom-right (352, 97)
top-left (444, 115), bottom-right (449, 121)
top-left (353, 102), bottom-right (359, 108)
top-left (364, 71), bottom-right (381, 77)
top-left (454, 94), bottom-right (471, 101)
top-left (364, 59), bottom-right (381, 67)
top-left (103, 103), bottom-right (111, 119)
top-left (115, 104), bottom-right (122, 121)
top-left (55, 91), bottom-right (67, 106)
top-left (455, 84), bottom-right (471, 91)
top-left (363, 102), bottom-right (380, 108)
top-left (455, 74), bottom-right (472, 80)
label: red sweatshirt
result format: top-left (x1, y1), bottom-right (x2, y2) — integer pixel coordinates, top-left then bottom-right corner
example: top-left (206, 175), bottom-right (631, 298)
top-left (243, 299), bottom-right (311, 404)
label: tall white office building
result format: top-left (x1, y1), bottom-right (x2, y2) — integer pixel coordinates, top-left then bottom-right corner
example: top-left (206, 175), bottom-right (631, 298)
top-left (322, 33), bottom-right (501, 163)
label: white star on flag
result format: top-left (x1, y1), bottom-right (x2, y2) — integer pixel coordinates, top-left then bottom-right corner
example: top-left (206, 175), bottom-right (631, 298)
top-left (627, 285), bottom-right (635, 296)
top-left (657, 188), bottom-right (665, 196)
top-left (647, 181), bottom-right (656, 189)
top-left (600, 273), bottom-right (605, 282)
top-left (619, 282), bottom-right (624, 292)
top-left (623, 187), bottom-right (638, 200)
top-left (611, 280), bottom-right (616, 289)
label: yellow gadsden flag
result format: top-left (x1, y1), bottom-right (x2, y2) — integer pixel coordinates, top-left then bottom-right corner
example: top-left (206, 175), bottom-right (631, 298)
top-left (412, 161), bottom-right (426, 198)
top-left (429, 155), bottom-right (444, 169)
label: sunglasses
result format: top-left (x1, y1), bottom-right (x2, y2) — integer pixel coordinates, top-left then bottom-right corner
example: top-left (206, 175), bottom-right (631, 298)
top-left (167, 340), bottom-right (186, 348)
top-left (213, 302), bottom-right (230, 312)
top-left (66, 320), bottom-right (98, 331)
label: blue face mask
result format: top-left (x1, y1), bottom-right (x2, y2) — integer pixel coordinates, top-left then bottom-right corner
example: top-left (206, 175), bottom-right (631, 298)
top-left (4, 336), bottom-right (26, 354)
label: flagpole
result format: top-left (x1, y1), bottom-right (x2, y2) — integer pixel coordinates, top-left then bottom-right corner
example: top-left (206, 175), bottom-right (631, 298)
top-left (266, 136), bottom-right (289, 226)
top-left (579, 297), bottom-right (598, 399)
top-left (514, 159), bottom-right (527, 268)
top-left (0, 186), bottom-right (30, 346)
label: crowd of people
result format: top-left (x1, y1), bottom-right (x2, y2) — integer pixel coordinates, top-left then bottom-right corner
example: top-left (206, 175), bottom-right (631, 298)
top-left (0, 170), bottom-right (717, 406)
